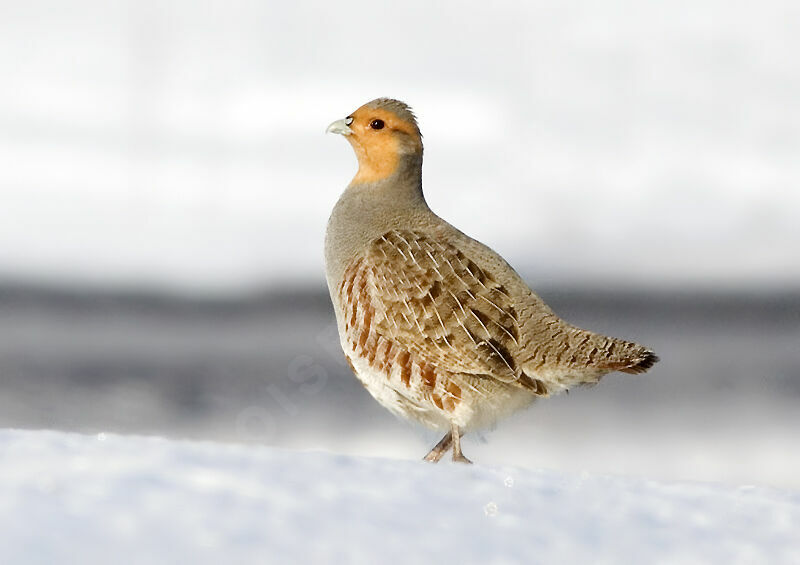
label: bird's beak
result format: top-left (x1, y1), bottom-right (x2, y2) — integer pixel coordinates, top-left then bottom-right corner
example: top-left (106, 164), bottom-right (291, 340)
top-left (326, 118), bottom-right (353, 136)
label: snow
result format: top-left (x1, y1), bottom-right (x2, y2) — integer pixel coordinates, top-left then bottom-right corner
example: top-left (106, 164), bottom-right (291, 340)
top-left (1, 429), bottom-right (798, 564)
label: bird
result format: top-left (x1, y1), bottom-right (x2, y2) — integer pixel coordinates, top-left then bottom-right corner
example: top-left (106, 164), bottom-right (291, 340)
top-left (324, 97), bottom-right (658, 464)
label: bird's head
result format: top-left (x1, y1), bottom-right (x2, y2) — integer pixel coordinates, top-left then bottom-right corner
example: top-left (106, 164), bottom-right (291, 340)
top-left (326, 98), bottom-right (423, 185)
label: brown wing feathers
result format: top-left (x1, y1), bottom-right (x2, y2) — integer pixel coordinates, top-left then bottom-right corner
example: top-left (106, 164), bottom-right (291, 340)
top-left (343, 229), bottom-right (657, 393)
top-left (367, 230), bottom-right (522, 383)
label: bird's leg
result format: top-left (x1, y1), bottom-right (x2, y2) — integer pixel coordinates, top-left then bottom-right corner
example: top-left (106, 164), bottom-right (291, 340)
top-left (423, 431), bottom-right (453, 463)
top-left (451, 423), bottom-right (472, 464)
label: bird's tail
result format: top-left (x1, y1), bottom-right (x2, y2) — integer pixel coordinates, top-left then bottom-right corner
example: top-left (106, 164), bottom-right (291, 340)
top-left (518, 323), bottom-right (659, 392)
top-left (596, 337), bottom-right (659, 375)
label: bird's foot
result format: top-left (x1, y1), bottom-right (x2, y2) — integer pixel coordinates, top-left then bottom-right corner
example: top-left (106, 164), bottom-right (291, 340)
top-left (423, 431), bottom-right (453, 463)
top-left (450, 423), bottom-right (472, 464)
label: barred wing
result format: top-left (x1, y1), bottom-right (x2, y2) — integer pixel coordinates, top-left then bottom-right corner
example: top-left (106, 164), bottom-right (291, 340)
top-left (351, 230), bottom-right (523, 383)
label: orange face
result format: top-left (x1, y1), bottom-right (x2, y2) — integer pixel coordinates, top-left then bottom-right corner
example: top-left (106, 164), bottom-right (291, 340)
top-left (340, 104), bottom-right (423, 184)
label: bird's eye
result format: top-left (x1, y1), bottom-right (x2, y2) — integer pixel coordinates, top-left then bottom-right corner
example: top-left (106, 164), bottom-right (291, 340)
top-left (345, 116), bottom-right (354, 126)
top-left (370, 119), bottom-right (385, 130)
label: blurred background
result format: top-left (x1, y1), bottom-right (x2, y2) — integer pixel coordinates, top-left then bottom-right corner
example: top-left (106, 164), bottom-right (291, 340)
top-left (0, 0), bottom-right (797, 488)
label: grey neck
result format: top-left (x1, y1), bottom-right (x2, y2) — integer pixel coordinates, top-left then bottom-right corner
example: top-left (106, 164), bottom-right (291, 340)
top-left (325, 153), bottom-right (431, 291)
top-left (351, 153), bottom-right (424, 205)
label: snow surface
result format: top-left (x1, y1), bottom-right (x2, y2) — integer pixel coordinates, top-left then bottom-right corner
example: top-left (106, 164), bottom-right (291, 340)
top-left (1, 429), bottom-right (798, 565)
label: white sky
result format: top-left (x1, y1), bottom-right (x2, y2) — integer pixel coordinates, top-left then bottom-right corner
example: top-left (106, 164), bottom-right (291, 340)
top-left (0, 0), bottom-right (798, 293)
